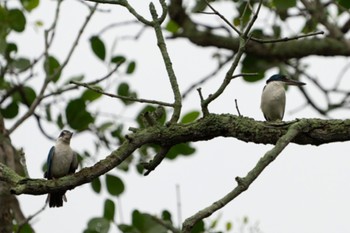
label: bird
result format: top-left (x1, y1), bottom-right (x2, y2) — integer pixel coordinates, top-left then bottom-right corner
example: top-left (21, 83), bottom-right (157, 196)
top-left (260, 74), bottom-right (306, 121)
top-left (44, 130), bottom-right (78, 208)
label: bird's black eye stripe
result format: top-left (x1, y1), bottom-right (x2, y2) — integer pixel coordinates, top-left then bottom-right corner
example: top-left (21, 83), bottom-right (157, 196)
top-left (59, 130), bottom-right (70, 138)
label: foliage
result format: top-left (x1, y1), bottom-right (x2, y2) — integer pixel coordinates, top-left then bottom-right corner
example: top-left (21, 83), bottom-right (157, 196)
top-left (1, 0), bottom-right (350, 232)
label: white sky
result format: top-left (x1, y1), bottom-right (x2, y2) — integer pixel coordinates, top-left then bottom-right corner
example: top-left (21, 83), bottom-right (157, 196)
top-left (7, 0), bottom-right (350, 233)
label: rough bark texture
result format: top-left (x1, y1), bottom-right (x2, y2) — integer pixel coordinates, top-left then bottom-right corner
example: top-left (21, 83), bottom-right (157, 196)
top-left (3, 115), bottom-right (350, 198)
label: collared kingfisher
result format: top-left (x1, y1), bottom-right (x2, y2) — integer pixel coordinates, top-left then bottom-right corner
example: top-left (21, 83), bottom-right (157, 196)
top-left (44, 130), bottom-right (78, 208)
top-left (260, 74), bottom-right (305, 121)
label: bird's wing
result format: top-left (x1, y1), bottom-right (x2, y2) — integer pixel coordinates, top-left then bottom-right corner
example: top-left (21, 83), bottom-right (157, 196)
top-left (45, 146), bottom-right (55, 179)
top-left (69, 151), bottom-right (79, 174)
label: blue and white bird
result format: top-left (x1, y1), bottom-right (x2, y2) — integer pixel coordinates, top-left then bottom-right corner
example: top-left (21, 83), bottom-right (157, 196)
top-left (44, 130), bottom-right (78, 208)
top-left (261, 74), bottom-right (305, 121)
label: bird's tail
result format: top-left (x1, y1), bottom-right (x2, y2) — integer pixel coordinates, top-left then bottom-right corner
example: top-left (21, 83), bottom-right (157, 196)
top-left (46, 191), bottom-right (67, 208)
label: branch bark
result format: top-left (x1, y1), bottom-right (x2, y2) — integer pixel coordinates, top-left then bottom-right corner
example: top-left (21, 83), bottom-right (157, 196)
top-left (2, 115), bottom-right (350, 196)
top-left (168, 0), bottom-right (347, 60)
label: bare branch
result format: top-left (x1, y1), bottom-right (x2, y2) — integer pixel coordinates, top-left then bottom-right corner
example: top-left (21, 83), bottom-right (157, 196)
top-left (70, 80), bottom-right (174, 107)
top-left (150, 3), bottom-right (182, 123)
top-left (181, 119), bottom-right (309, 233)
top-left (7, 4), bottom-right (99, 135)
top-left (143, 146), bottom-right (171, 176)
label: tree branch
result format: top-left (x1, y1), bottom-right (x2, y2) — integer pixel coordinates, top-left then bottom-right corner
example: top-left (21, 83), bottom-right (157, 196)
top-left (7, 3), bottom-right (98, 135)
top-left (70, 80), bottom-right (174, 107)
top-left (4, 115), bottom-right (350, 196)
top-left (181, 120), bottom-right (308, 232)
top-left (150, 3), bottom-right (182, 123)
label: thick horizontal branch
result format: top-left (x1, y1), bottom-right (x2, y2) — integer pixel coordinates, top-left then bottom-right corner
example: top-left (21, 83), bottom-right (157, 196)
top-left (6, 115), bottom-right (350, 196)
top-left (168, 0), bottom-right (348, 60)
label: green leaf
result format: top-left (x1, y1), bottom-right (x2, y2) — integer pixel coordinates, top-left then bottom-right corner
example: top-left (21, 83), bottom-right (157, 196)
top-left (90, 36), bottom-right (106, 61)
top-left (14, 86), bottom-right (37, 106)
top-left (226, 221), bottom-right (233, 231)
top-left (233, 2), bottom-right (252, 28)
top-left (181, 111), bottom-right (200, 123)
top-left (192, 220), bottom-right (205, 233)
top-left (117, 82), bottom-right (137, 105)
top-left (8, 9), bottom-right (26, 32)
top-left (191, 0), bottom-right (208, 12)
top-left (118, 224), bottom-right (138, 233)
top-left (166, 143), bottom-right (196, 160)
top-left (65, 98), bottom-right (94, 131)
top-left (82, 87), bottom-right (102, 102)
top-left (1, 101), bottom-right (19, 119)
top-left (45, 104), bottom-right (52, 121)
top-left (12, 57), bottom-right (31, 72)
top-left (91, 177), bottom-right (101, 193)
top-left (338, 0), bottom-right (350, 9)
top-left (44, 55), bottom-right (61, 82)
top-left (132, 210), bottom-right (168, 233)
top-left (105, 174), bottom-right (124, 196)
top-left (161, 210), bottom-right (172, 222)
top-left (165, 20), bottom-right (180, 33)
top-left (241, 55), bottom-right (272, 82)
top-left (126, 61), bottom-right (136, 74)
top-left (16, 223), bottom-right (34, 233)
top-left (111, 55), bottom-right (126, 64)
top-left (4, 43), bottom-right (18, 60)
top-left (117, 82), bottom-right (129, 97)
top-left (103, 199), bottom-right (115, 221)
top-left (111, 125), bottom-right (125, 144)
top-left (21, 0), bottom-right (40, 11)
top-left (273, 0), bottom-right (296, 10)
top-left (56, 114), bottom-right (64, 129)
top-left (87, 217), bottom-right (110, 233)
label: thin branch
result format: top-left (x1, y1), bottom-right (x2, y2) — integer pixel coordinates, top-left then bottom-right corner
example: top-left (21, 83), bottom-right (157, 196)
top-left (150, 3), bottom-right (182, 123)
top-left (143, 146), bottom-right (171, 176)
top-left (70, 81), bottom-right (174, 107)
top-left (85, 0), bottom-right (167, 26)
top-left (200, 72), bottom-right (257, 115)
top-left (16, 204), bottom-right (46, 233)
top-left (181, 120), bottom-right (308, 233)
top-left (7, 4), bottom-right (98, 135)
top-left (235, 99), bottom-right (241, 116)
top-left (205, 0), bottom-right (324, 44)
top-left (200, 0), bottom-right (263, 115)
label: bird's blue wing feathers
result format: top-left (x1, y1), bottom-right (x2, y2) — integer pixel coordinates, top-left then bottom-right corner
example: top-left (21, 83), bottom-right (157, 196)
top-left (46, 146), bottom-right (55, 179)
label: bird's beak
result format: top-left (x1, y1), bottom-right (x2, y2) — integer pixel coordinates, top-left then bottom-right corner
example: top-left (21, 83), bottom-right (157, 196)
top-left (283, 78), bottom-right (306, 86)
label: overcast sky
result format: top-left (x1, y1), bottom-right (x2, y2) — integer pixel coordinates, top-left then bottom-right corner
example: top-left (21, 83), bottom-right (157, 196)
top-left (8, 0), bottom-right (350, 232)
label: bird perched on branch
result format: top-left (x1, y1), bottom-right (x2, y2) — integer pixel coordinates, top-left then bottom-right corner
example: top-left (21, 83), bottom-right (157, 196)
top-left (44, 130), bottom-right (78, 208)
top-left (261, 74), bottom-right (305, 121)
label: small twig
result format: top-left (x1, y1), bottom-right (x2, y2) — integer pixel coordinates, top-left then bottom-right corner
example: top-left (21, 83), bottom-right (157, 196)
top-left (143, 146), bottom-right (171, 176)
top-left (71, 81), bottom-right (174, 107)
top-left (85, 0), bottom-right (167, 26)
top-left (16, 204), bottom-right (46, 233)
top-left (150, 3), bottom-right (182, 123)
top-left (235, 99), bottom-right (241, 116)
top-left (200, 0), bottom-right (263, 115)
top-left (181, 120), bottom-right (308, 233)
top-left (204, 0), bottom-right (324, 43)
top-left (200, 72), bottom-right (257, 115)
top-left (7, 3), bottom-right (98, 135)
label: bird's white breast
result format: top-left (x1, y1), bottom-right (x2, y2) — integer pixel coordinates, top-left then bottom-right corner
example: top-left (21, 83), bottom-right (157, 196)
top-left (51, 142), bottom-right (74, 178)
top-left (260, 81), bottom-right (286, 121)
